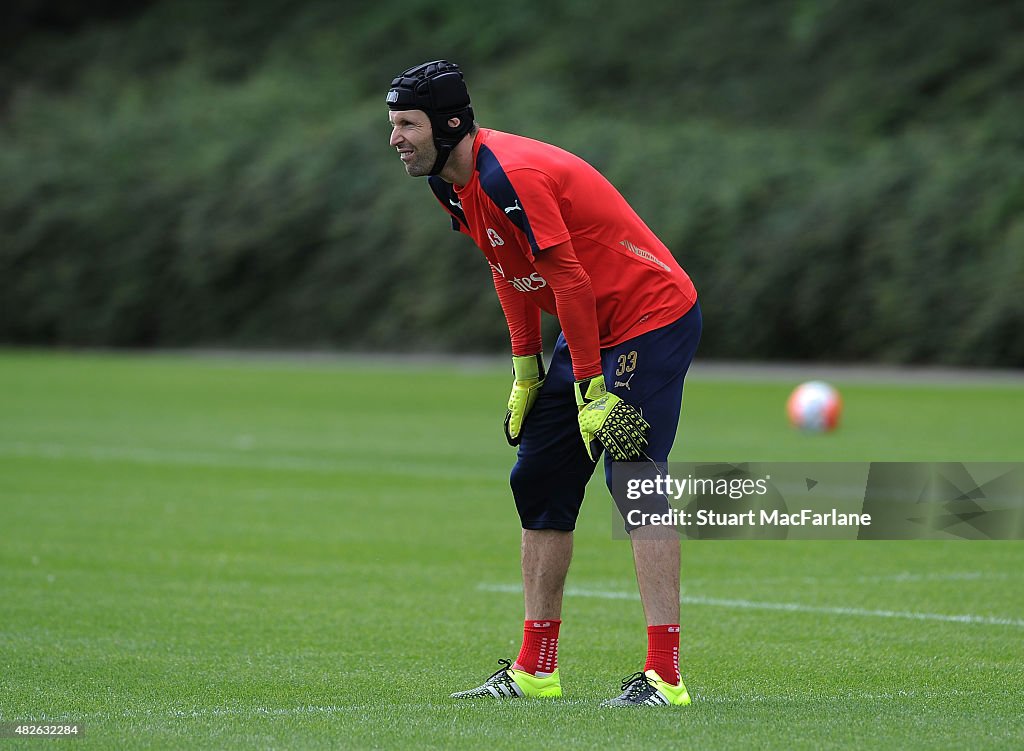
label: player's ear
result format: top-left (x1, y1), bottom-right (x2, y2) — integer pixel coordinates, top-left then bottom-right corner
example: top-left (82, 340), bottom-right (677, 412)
top-left (447, 116), bottom-right (461, 129)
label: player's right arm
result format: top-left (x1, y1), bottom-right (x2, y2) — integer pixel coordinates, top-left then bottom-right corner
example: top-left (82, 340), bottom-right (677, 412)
top-left (490, 264), bottom-right (544, 445)
top-left (490, 263), bottom-right (542, 359)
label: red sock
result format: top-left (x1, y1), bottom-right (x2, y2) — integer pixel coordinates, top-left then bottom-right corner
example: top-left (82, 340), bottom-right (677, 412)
top-left (513, 619), bottom-right (561, 676)
top-left (645, 624), bottom-right (681, 684)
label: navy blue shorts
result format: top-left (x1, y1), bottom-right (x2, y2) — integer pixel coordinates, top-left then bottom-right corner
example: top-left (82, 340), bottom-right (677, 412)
top-left (510, 301), bottom-right (702, 532)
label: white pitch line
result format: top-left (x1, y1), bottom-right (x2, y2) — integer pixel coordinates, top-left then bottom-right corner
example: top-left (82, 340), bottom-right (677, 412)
top-left (478, 583), bottom-right (1024, 628)
top-left (7, 705), bottom-right (365, 723)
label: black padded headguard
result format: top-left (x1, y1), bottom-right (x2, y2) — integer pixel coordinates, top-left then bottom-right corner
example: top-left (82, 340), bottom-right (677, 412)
top-left (387, 60), bottom-right (475, 176)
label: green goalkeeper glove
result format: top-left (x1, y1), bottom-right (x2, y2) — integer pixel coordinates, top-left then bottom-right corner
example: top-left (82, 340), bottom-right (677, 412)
top-left (504, 354), bottom-right (545, 446)
top-left (574, 374), bottom-right (650, 461)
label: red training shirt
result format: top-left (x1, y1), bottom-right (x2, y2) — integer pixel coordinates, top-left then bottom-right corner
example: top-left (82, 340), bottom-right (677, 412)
top-left (428, 128), bottom-right (696, 379)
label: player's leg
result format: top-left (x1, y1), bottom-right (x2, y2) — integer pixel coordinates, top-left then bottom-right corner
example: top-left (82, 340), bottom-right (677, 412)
top-left (451, 333), bottom-right (597, 700)
top-left (521, 527), bottom-right (572, 621)
top-left (625, 372), bottom-right (686, 631)
top-left (512, 333), bottom-right (593, 626)
top-left (601, 302), bottom-right (702, 706)
top-left (631, 523), bottom-right (680, 626)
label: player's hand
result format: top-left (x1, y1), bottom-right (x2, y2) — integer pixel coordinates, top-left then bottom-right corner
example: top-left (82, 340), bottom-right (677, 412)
top-left (574, 375), bottom-right (650, 461)
top-left (504, 354), bottom-right (545, 446)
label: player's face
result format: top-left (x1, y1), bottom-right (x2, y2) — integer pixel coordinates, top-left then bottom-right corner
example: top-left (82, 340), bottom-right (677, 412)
top-left (388, 110), bottom-right (437, 177)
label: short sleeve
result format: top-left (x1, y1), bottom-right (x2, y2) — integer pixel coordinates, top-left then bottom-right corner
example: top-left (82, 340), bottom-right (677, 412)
top-left (476, 154), bottom-right (571, 259)
top-left (504, 168), bottom-right (571, 255)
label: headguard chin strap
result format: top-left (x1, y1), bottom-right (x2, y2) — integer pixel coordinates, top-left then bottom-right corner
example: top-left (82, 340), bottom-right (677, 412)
top-left (387, 60), bottom-right (475, 175)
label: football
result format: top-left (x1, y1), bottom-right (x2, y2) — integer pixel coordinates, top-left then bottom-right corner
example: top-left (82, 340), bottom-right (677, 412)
top-left (786, 380), bottom-right (842, 432)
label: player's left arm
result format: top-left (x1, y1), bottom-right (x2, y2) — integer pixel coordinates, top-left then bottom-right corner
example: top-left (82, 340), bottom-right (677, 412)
top-left (532, 243), bottom-right (650, 462)
top-left (530, 241), bottom-right (601, 380)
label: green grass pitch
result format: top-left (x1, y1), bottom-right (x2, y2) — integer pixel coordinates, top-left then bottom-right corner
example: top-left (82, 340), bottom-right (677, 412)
top-left (1, 351), bottom-right (1022, 749)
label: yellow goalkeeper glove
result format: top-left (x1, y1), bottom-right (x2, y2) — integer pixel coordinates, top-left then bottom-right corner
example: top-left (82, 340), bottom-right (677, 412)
top-left (504, 354), bottom-right (545, 446)
top-left (574, 374), bottom-right (650, 461)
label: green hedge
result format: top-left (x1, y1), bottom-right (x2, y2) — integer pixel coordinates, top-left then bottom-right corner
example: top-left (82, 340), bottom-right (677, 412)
top-left (1, 0), bottom-right (1022, 364)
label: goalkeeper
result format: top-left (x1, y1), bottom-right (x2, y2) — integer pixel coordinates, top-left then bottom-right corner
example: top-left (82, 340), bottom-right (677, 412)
top-left (387, 61), bottom-right (702, 707)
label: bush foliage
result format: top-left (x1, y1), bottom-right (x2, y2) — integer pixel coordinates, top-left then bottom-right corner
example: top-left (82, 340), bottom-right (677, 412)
top-left (2, 0), bottom-right (1022, 364)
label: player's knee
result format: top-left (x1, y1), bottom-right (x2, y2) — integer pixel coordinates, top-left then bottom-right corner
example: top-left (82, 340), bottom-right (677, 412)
top-left (510, 459), bottom-right (585, 530)
top-left (510, 460), bottom-right (544, 512)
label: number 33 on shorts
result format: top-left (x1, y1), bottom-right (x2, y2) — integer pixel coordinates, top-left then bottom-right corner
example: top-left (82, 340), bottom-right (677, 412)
top-left (616, 351), bottom-right (638, 377)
